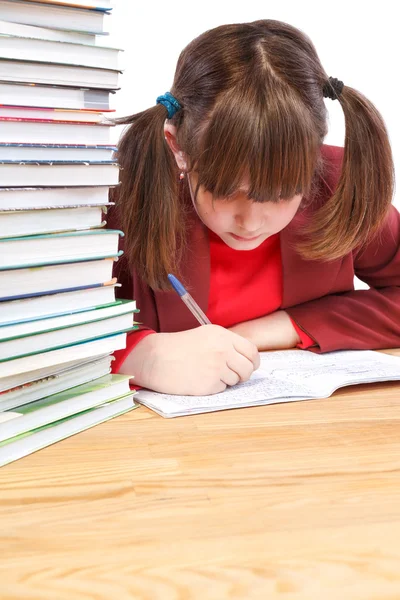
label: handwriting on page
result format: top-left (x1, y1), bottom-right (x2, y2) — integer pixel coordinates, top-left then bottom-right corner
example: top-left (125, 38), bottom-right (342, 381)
top-left (259, 350), bottom-right (400, 397)
top-left (137, 349), bottom-right (400, 417)
top-left (145, 373), bottom-right (311, 412)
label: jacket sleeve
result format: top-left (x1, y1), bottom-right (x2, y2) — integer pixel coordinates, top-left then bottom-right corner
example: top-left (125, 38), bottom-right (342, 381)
top-left (285, 204), bottom-right (400, 353)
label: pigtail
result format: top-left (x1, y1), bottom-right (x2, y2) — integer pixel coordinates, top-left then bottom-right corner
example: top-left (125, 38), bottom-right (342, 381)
top-left (114, 105), bottom-right (184, 289)
top-left (299, 85), bottom-right (395, 259)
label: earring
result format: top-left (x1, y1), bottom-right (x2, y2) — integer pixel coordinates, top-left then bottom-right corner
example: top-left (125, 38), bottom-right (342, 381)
top-left (179, 171), bottom-right (186, 180)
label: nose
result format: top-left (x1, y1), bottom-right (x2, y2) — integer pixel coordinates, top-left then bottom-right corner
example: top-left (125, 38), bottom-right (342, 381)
top-left (235, 201), bottom-right (264, 233)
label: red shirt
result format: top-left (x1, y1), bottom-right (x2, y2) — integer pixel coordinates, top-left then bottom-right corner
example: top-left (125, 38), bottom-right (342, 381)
top-left (112, 231), bottom-right (315, 372)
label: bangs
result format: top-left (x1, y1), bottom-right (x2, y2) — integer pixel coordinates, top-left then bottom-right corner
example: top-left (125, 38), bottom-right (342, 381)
top-left (190, 77), bottom-right (321, 203)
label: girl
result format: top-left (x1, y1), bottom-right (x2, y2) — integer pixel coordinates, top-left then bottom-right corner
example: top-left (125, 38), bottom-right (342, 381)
top-left (108, 19), bottom-right (400, 396)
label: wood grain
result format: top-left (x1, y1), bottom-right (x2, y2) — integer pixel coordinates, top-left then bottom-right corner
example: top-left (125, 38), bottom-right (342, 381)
top-left (1, 349), bottom-right (400, 600)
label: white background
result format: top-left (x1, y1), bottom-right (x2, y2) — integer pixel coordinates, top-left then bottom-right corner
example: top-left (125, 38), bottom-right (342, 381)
top-left (107, 0), bottom-right (399, 209)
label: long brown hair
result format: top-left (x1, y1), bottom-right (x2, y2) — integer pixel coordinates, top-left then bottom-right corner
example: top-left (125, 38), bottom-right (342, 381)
top-left (115, 19), bottom-right (395, 290)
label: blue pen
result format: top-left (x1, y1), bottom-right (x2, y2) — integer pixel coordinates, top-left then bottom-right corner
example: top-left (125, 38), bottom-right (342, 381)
top-left (168, 274), bottom-right (211, 326)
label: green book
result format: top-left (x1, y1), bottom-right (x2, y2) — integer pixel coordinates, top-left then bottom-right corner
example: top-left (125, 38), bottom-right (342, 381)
top-left (0, 314), bottom-right (137, 363)
top-left (0, 331), bottom-right (128, 381)
top-left (0, 394), bottom-right (137, 468)
top-left (0, 298), bottom-right (138, 339)
top-left (0, 229), bottom-right (124, 271)
top-left (0, 374), bottom-right (134, 442)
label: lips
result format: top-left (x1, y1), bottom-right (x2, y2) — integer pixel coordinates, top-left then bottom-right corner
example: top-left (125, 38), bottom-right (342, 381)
top-left (230, 233), bottom-right (261, 241)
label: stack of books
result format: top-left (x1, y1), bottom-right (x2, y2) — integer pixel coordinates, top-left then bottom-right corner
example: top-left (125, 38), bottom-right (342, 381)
top-left (0, 0), bottom-right (138, 467)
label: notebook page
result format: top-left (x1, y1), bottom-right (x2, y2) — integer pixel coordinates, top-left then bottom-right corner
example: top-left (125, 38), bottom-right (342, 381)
top-left (262, 350), bottom-right (400, 398)
top-left (136, 349), bottom-right (400, 418)
top-left (137, 370), bottom-right (312, 417)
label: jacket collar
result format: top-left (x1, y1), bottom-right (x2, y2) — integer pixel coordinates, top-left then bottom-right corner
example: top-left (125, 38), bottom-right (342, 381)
top-left (154, 200), bottom-right (341, 332)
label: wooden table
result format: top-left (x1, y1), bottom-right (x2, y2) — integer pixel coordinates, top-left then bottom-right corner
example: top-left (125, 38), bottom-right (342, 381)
top-left (2, 350), bottom-right (400, 600)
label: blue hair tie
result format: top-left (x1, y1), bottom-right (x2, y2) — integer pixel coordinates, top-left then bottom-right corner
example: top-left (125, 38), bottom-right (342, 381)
top-left (156, 91), bottom-right (182, 119)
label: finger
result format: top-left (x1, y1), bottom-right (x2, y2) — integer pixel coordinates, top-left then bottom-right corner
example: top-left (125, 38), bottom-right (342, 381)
top-left (227, 351), bottom-right (255, 383)
top-left (220, 366), bottom-right (241, 387)
top-left (215, 380), bottom-right (227, 394)
top-left (203, 379), bottom-right (227, 395)
top-left (231, 334), bottom-right (260, 370)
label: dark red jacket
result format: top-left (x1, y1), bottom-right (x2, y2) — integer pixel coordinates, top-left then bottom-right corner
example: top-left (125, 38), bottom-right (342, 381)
top-left (109, 144), bottom-right (400, 353)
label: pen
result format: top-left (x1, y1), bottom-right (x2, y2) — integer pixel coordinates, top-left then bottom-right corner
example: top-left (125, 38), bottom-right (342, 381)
top-left (168, 274), bottom-right (212, 326)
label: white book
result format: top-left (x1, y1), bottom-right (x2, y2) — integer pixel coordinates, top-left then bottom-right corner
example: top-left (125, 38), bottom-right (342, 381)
top-left (0, 374), bottom-right (132, 442)
top-left (0, 186), bottom-right (113, 209)
top-left (0, 394), bottom-right (136, 468)
top-left (0, 142), bottom-right (115, 160)
top-left (0, 357), bottom-right (112, 410)
top-left (0, 355), bottom-right (113, 411)
top-left (23, 0), bottom-right (112, 9)
top-left (0, 59), bottom-right (119, 89)
top-left (0, 119), bottom-right (112, 144)
top-left (0, 108), bottom-right (108, 123)
top-left (0, 299), bottom-right (137, 340)
top-left (0, 0), bottom-right (110, 34)
top-left (0, 34), bottom-right (121, 70)
top-left (0, 311), bottom-right (134, 362)
top-left (136, 350), bottom-right (400, 418)
top-left (0, 142), bottom-right (116, 161)
top-left (0, 82), bottom-right (112, 110)
top-left (0, 282), bottom-right (118, 326)
top-left (0, 18), bottom-right (97, 44)
top-left (0, 353), bottom-right (112, 394)
top-left (0, 257), bottom-right (117, 300)
top-left (0, 331), bottom-right (127, 380)
top-left (0, 205), bottom-right (105, 238)
top-left (0, 229), bottom-right (122, 269)
top-left (0, 162), bottom-right (119, 187)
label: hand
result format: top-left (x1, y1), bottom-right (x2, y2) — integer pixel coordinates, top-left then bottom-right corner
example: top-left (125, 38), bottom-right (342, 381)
top-left (121, 324), bottom-right (260, 395)
top-left (229, 310), bottom-right (301, 351)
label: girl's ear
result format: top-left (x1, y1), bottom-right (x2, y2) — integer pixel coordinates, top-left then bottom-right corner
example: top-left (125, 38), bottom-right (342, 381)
top-left (164, 123), bottom-right (188, 171)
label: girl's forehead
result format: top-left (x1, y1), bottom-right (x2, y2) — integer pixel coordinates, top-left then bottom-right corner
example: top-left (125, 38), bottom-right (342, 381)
top-left (237, 182), bottom-right (250, 194)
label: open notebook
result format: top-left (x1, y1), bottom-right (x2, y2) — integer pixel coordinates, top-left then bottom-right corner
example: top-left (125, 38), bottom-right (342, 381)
top-left (136, 349), bottom-right (400, 418)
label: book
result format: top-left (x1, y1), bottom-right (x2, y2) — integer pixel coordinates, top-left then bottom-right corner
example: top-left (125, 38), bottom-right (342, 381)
top-left (0, 355), bottom-right (113, 410)
top-left (24, 0), bottom-right (112, 9)
top-left (0, 18), bottom-right (97, 44)
top-left (0, 298), bottom-right (137, 339)
top-left (0, 282), bottom-right (118, 325)
top-left (0, 374), bottom-right (132, 441)
top-left (0, 0), bottom-right (133, 470)
top-left (0, 108), bottom-right (109, 123)
top-left (0, 34), bottom-right (121, 70)
top-left (1, 119), bottom-right (112, 144)
top-left (0, 257), bottom-right (118, 300)
top-left (0, 82), bottom-right (112, 110)
top-left (0, 229), bottom-right (122, 269)
top-left (0, 205), bottom-right (105, 237)
top-left (0, 0), bottom-right (110, 34)
top-left (0, 331), bottom-right (127, 379)
top-left (0, 312), bottom-right (136, 362)
top-left (0, 162), bottom-right (119, 187)
top-left (0, 186), bottom-right (114, 210)
top-left (0, 142), bottom-right (116, 160)
top-left (0, 59), bottom-right (119, 89)
top-left (0, 353), bottom-right (111, 393)
top-left (0, 393), bottom-right (137, 467)
top-left (136, 350), bottom-right (400, 418)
